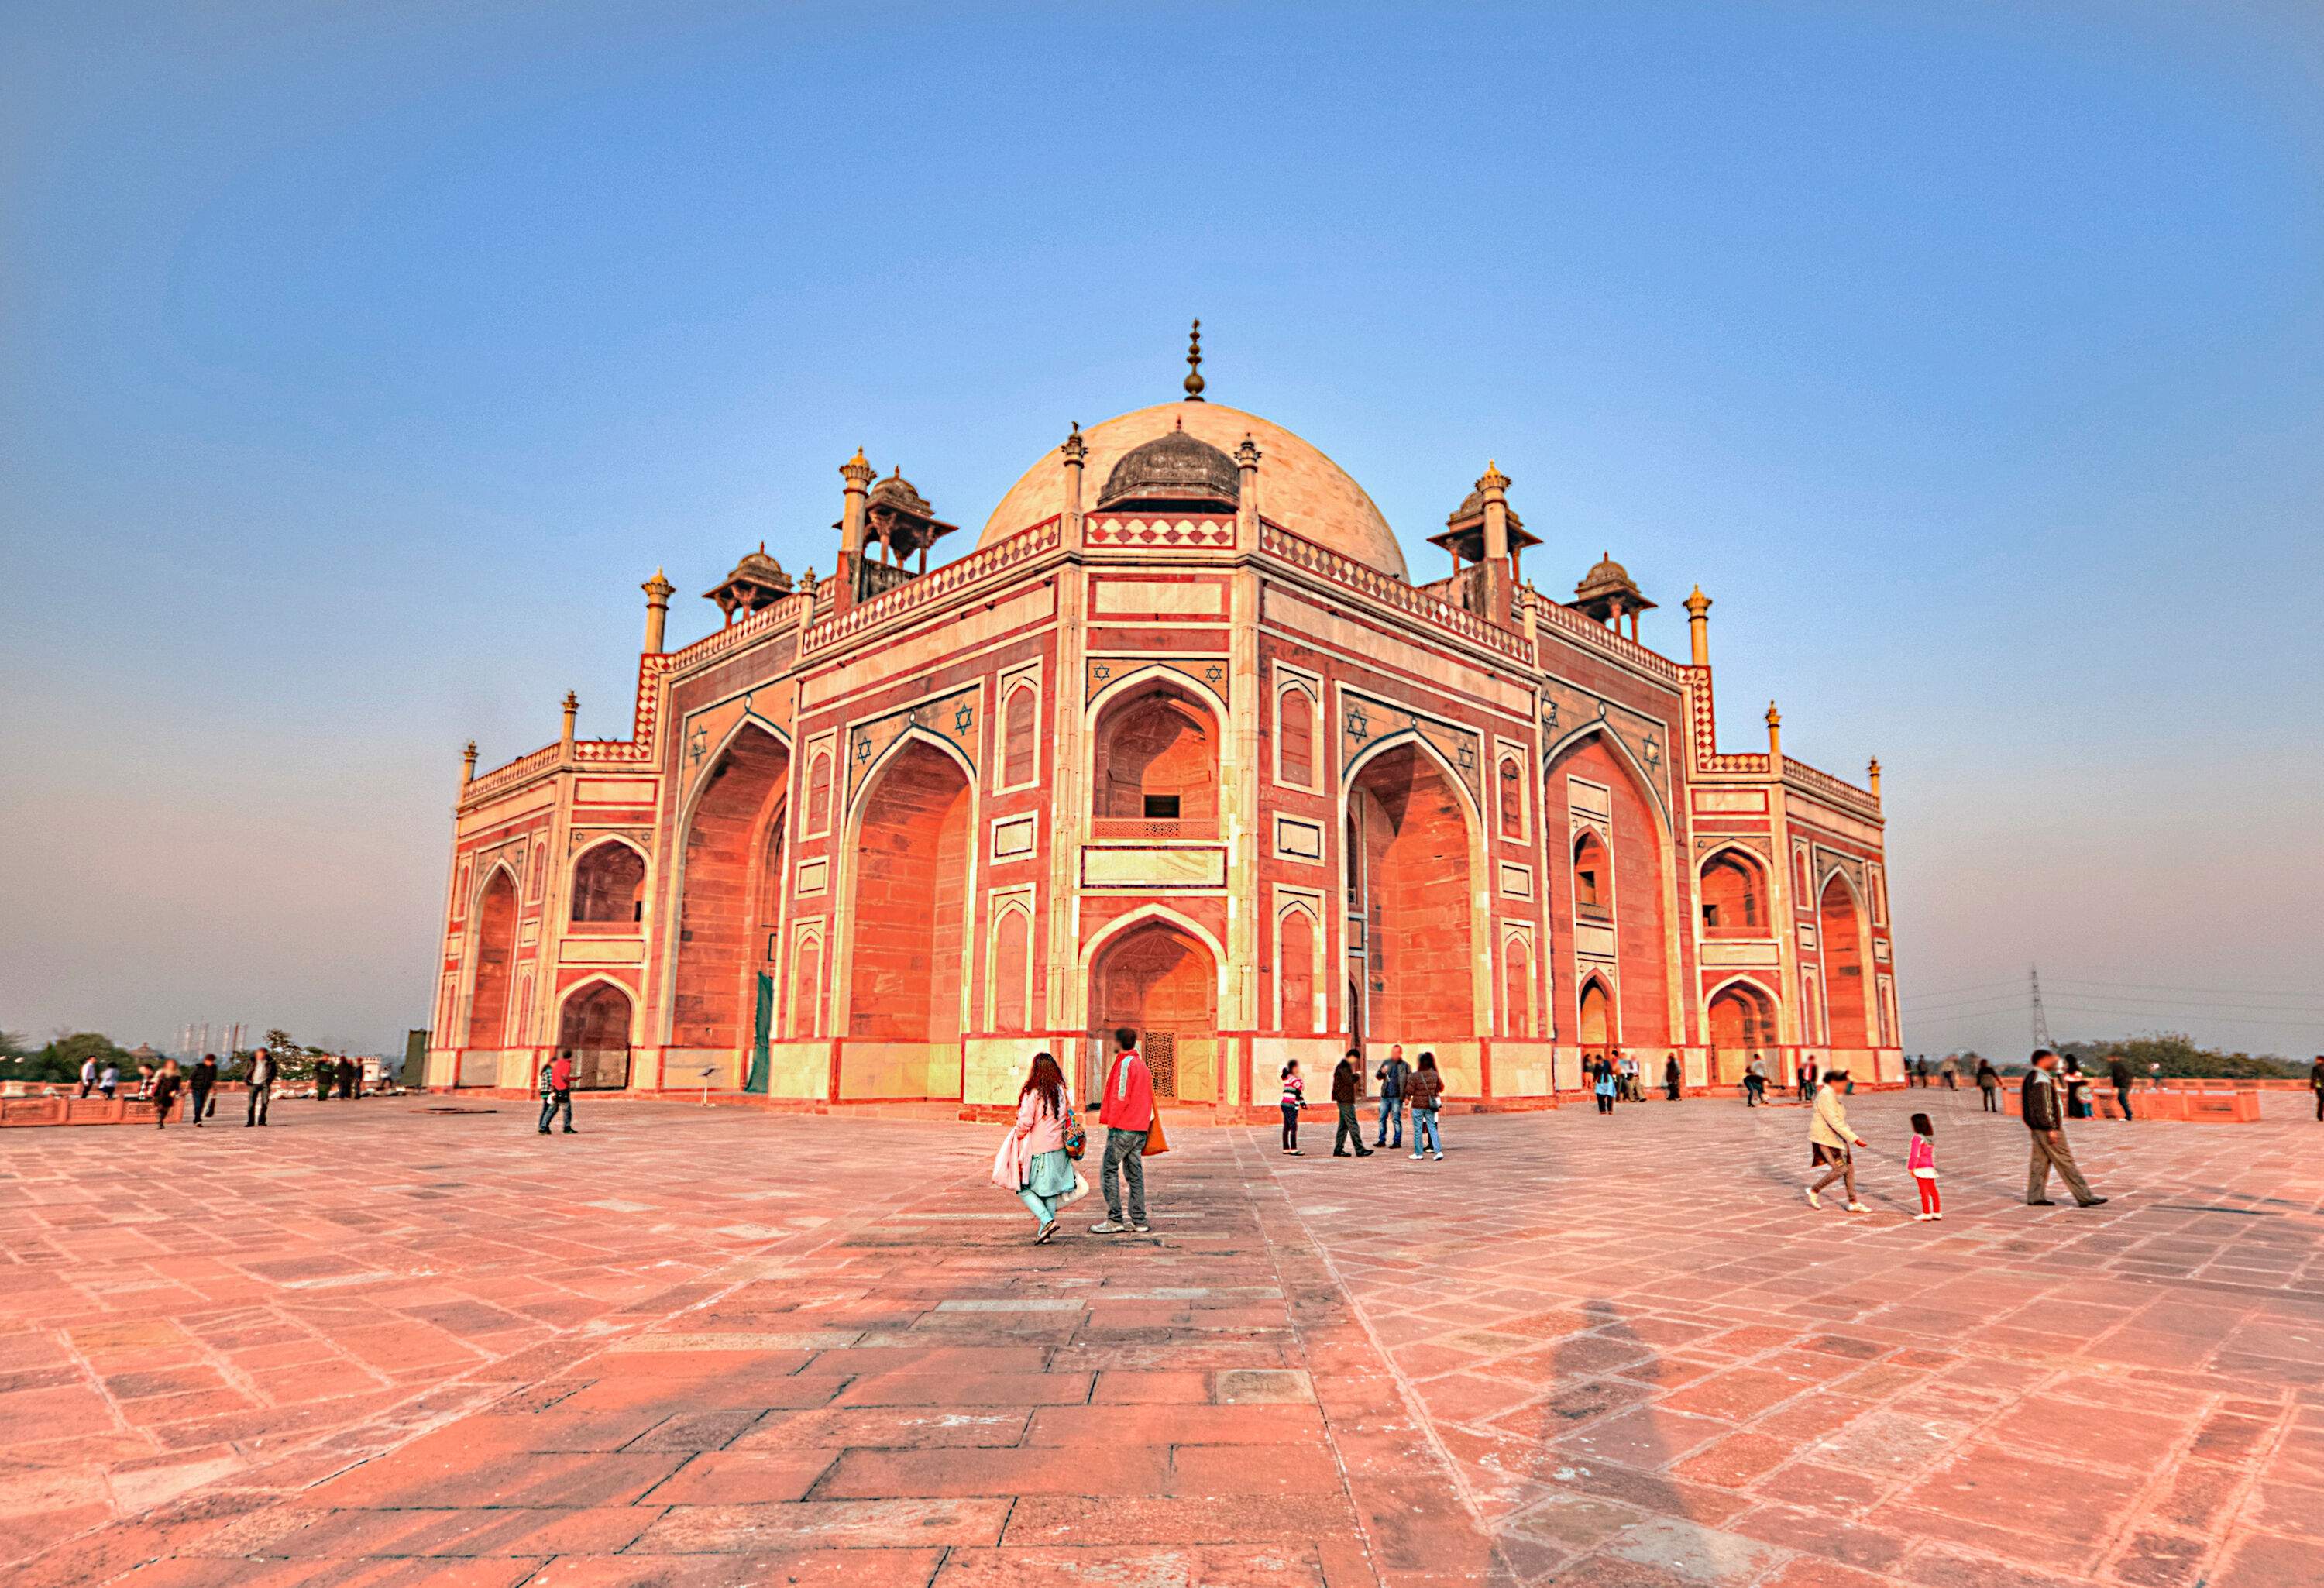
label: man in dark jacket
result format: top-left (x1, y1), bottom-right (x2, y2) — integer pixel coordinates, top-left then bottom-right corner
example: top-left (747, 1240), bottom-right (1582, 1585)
top-left (2106, 1053), bottom-right (2135, 1122)
top-left (187, 1054), bottom-right (218, 1126)
top-left (243, 1047), bottom-right (276, 1126)
top-left (1373, 1045), bottom-right (1409, 1150)
top-left (2023, 1050), bottom-right (2106, 1207)
top-left (2311, 1056), bottom-right (2323, 1122)
top-left (1331, 1050), bottom-right (1373, 1158)
top-left (337, 1056), bottom-right (359, 1099)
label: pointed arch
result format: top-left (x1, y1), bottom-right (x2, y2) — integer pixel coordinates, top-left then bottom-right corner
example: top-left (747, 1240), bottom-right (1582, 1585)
top-left (570, 836), bottom-right (649, 923)
top-left (1696, 844), bottom-right (1769, 938)
top-left (464, 862), bottom-right (521, 1048)
top-left (1342, 733), bottom-right (1484, 1043)
top-left (1704, 974), bottom-right (1779, 1087)
top-left (1819, 871), bottom-right (1871, 1049)
top-left (1085, 908), bottom-right (1222, 1105)
top-left (837, 728), bottom-right (977, 1048)
top-left (1089, 673), bottom-right (1221, 833)
top-left (1576, 971), bottom-right (1617, 1051)
top-left (1546, 723), bottom-right (1681, 1046)
top-left (1341, 727), bottom-right (1484, 823)
top-left (667, 719), bottom-right (792, 1051)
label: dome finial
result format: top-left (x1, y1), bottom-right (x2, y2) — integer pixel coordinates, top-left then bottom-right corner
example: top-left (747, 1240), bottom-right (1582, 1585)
top-left (1183, 318), bottom-right (1205, 402)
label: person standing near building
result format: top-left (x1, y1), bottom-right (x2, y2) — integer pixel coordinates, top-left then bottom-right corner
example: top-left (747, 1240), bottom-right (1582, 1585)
top-left (1907, 1113), bottom-right (1941, 1221)
top-left (1593, 1058), bottom-right (1618, 1114)
top-left (1000, 1051), bottom-right (1075, 1243)
top-left (150, 1058), bottom-right (183, 1129)
top-left (1331, 1050), bottom-right (1373, 1157)
top-left (1806, 1069), bottom-right (1869, 1212)
top-left (1745, 1057), bottom-right (1767, 1107)
top-left (2107, 1052), bottom-right (2135, 1122)
top-left (1089, 1028), bottom-right (1155, 1235)
top-left (339, 1056), bottom-right (359, 1099)
top-left (1279, 1061), bottom-right (1305, 1156)
top-left (1618, 1050), bottom-right (1641, 1102)
top-left (538, 1051), bottom-right (576, 1135)
top-left (2312, 1056), bottom-right (2324, 1122)
top-left (2023, 1049), bottom-right (2107, 1208)
top-left (1407, 1051), bottom-right (1446, 1160)
top-left (1975, 1057), bottom-right (1999, 1112)
top-left (1939, 1054), bottom-right (1958, 1091)
top-left (243, 1047), bottom-right (276, 1126)
top-left (1373, 1044), bottom-right (1408, 1150)
top-left (1796, 1057), bottom-right (1817, 1102)
top-left (99, 1062), bottom-right (119, 1100)
top-left (1665, 1054), bottom-right (1682, 1101)
top-left (187, 1054), bottom-right (218, 1126)
top-left (78, 1057), bottom-right (98, 1098)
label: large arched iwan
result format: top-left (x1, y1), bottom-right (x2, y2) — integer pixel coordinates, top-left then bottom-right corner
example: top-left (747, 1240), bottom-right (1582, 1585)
top-left (671, 724), bottom-right (789, 1050)
top-left (1706, 979), bottom-right (1777, 1084)
top-left (1092, 682), bottom-right (1218, 831)
top-left (1547, 734), bottom-right (1669, 1045)
top-left (466, 869), bottom-right (519, 1047)
top-left (1820, 875), bottom-right (1871, 1048)
top-left (558, 980), bottom-right (634, 1088)
top-left (1350, 741), bottom-right (1476, 1041)
top-left (848, 737), bottom-right (973, 1041)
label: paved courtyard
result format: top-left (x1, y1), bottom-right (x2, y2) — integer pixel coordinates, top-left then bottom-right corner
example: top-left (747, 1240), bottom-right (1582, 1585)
top-left (3, 1088), bottom-right (2322, 1587)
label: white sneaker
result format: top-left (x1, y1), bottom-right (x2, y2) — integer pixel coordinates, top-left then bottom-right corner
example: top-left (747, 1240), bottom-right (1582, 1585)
top-left (1410, 1151), bottom-right (1424, 1160)
top-left (1431, 1151), bottom-right (1444, 1160)
top-left (1130, 1222), bottom-right (1150, 1234)
top-left (1912, 1212), bottom-right (1932, 1222)
top-left (1804, 1186), bottom-right (1821, 1208)
top-left (1088, 1220), bottom-right (1127, 1234)
top-left (1847, 1201), bottom-right (1872, 1213)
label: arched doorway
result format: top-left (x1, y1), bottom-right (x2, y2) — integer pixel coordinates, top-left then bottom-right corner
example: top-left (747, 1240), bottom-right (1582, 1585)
top-left (1547, 732), bottom-right (1673, 1048)
top-left (671, 724), bottom-right (790, 1063)
top-left (466, 868), bottom-right (519, 1048)
top-left (1577, 974), bottom-right (1614, 1071)
top-left (1820, 875), bottom-right (1870, 1049)
top-left (1348, 741), bottom-right (1477, 1047)
top-left (1089, 919), bottom-right (1219, 1105)
top-left (844, 736), bottom-right (973, 1096)
top-left (1706, 980), bottom-right (1777, 1087)
top-left (557, 981), bottom-right (634, 1090)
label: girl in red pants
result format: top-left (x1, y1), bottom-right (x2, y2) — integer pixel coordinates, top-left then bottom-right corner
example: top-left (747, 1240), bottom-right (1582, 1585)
top-left (1909, 1113), bottom-right (1941, 1220)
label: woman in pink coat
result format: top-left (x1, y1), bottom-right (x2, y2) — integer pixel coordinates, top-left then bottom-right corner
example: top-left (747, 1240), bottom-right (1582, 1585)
top-left (993, 1052), bottom-right (1079, 1243)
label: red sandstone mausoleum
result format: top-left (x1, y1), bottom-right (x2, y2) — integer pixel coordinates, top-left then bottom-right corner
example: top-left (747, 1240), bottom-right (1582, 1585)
top-left (425, 345), bottom-right (1901, 1109)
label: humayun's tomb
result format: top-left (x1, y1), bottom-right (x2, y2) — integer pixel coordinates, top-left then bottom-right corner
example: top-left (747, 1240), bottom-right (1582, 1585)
top-left (425, 334), bottom-right (1902, 1109)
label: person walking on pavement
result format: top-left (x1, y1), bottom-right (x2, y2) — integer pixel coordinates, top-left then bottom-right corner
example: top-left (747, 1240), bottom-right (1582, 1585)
top-left (78, 1057), bottom-right (98, 1098)
top-left (1907, 1112), bottom-right (1943, 1221)
top-left (338, 1056), bottom-right (359, 1099)
top-left (244, 1047), bottom-right (276, 1126)
top-left (1796, 1057), bottom-right (1817, 1102)
top-left (999, 1051), bottom-right (1078, 1243)
top-left (1745, 1057), bottom-right (1767, 1107)
top-left (187, 1054), bottom-right (218, 1126)
top-left (1279, 1061), bottom-right (1305, 1155)
top-left (1593, 1057), bottom-right (1618, 1114)
top-left (1806, 1069), bottom-right (1870, 1212)
top-left (150, 1058), bottom-right (183, 1129)
top-left (1407, 1051), bottom-right (1446, 1159)
top-left (2023, 1049), bottom-right (2108, 1208)
top-left (538, 1051), bottom-right (576, 1135)
top-left (2312, 1056), bottom-right (2324, 1122)
top-left (1939, 1054), bottom-right (1958, 1091)
top-left (99, 1062), bottom-right (119, 1100)
top-left (1975, 1057), bottom-right (1999, 1112)
top-left (1331, 1050), bottom-right (1373, 1157)
top-left (1373, 1044), bottom-right (1409, 1150)
top-left (2107, 1052), bottom-right (2135, 1122)
top-left (1089, 1028), bottom-right (1155, 1235)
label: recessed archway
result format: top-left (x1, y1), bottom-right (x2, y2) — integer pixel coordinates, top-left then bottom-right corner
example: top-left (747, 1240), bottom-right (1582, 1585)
top-left (1698, 848), bottom-right (1768, 938)
top-left (1820, 874), bottom-right (1870, 1049)
top-left (1577, 973), bottom-right (1615, 1057)
top-left (466, 867), bottom-right (519, 1048)
top-left (1092, 682), bottom-right (1219, 836)
top-left (556, 979), bottom-right (634, 1090)
top-left (571, 840), bottom-right (647, 923)
top-left (1348, 739), bottom-right (1479, 1044)
top-left (1706, 978), bottom-right (1778, 1086)
top-left (670, 723), bottom-right (789, 1053)
top-left (1547, 730), bottom-right (1672, 1047)
top-left (1089, 916), bottom-right (1219, 1104)
top-left (845, 735), bottom-right (973, 1047)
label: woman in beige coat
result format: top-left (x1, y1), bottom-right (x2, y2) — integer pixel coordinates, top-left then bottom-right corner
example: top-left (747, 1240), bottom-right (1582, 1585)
top-left (1807, 1069), bottom-right (1871, 1212)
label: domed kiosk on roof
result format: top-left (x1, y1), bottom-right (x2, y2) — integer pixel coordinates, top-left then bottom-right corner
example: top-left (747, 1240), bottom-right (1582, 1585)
top-left (981, 400), bottom-right (1409, 580)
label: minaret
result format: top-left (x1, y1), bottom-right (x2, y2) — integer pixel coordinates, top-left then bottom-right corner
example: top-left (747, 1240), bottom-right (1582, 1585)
top-left (1477, 461), bottom-right (1511, 565)
top-left (1868, 758), bottom-right (1882, 801)
top-left (1060, 422), bottom-right (1087, 549)
top-left (561, 690), bottom-right (579, 751)
top-left (641, 567), bottom-right (674, 654)
top-left (1235, 434), bottom-right (1262, 549)
top-left (1683, 586), bottom-right (1712, 668)
top-left (461, 739), bottom-right (477, 786)
top-left (837, 446), bottom-right (874, 607)
top-left (1765, 702), bottom-right (1782, 762)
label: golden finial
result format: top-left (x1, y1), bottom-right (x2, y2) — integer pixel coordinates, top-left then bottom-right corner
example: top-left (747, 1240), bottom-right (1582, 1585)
top-left (1183, 318), bottom-right (1205, 401)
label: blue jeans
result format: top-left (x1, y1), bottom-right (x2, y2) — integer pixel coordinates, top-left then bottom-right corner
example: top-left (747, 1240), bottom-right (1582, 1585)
top-left (1412, 1107), bottom-right (1441, 1154)
top-left (1375, 1094), bottom-right (1404, 1145)
top-left (1101, 1128), bottom-right (1147, 1225)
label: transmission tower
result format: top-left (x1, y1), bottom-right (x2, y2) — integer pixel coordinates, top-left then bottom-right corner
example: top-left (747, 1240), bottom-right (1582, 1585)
top-left (2028, 965), bottom-right (2054, 1052)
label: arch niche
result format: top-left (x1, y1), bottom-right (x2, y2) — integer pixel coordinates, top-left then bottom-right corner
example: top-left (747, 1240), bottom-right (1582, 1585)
top-left (1092, 679), bottom-right (1218, 834)
top-left (556, 979), bottom-right (634, 1090)
top-left (1088, 913), bottom-right (1219, 1105)
top-left (841, 734), bottom-right (975, 1095)
top-left (1705, 978), bottom-right (1778, 1086)
top-left (1697, 847), bottom-right (1768, 938)
top-left (570, 840), bottom-right (647, 923)
top-left (1346, 737), bottom-right (1480, 1044)
top-left (1546, 729), bottom-right (1673, 1048)
top-left (466, 867), bottom-right (520, 1047)
top-left (670, 722), bottom-right (790, 1055)
top-left (1576, 972), bottom-right (1615, 1060)
top-left (1819, 873), bottom-right (1871, 1050)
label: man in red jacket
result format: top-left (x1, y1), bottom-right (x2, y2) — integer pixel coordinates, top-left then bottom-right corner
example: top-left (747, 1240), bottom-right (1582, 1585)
top-left (538, 1051), bottom-right (576, 1136)
top-left (1089, 1027), bottom-right (1153, 1235)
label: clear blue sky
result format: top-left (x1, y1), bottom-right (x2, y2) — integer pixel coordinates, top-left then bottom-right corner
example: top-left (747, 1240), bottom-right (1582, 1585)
top-left (3, 2), bottom-right (2318, 1060)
